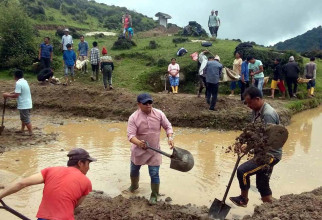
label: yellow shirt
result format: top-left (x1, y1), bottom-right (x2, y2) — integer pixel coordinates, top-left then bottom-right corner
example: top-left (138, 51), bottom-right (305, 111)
top-left (233, 58), bottom-right (242, 75)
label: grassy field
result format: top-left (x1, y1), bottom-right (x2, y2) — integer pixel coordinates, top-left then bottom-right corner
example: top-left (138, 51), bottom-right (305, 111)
top-left (1, 31), bottom-right (321, 112)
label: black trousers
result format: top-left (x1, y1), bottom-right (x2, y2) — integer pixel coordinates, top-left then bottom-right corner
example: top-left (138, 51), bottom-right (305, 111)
top-left (285, 77), bottom-right (298, 97)
top-left (206, 83), bottom-right (219, 110)
top-left (237, 158), bottom-right (279, 197)
top-left (40, 57), bottom-right (51, 69)
top-left (240, 81), bottom-right (250, 101)
top-left (198, 75), bottom-right (207, 98)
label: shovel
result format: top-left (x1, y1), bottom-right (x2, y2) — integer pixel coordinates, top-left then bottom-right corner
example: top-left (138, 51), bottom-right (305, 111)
top-left (0, 99), bottom-right (6, 135)
top-left (146, 142), bottom-right (194, 172)
top-left (0, 199), bottom-right (31, 220)
top-left (209, 153), bottom-right (246, 220)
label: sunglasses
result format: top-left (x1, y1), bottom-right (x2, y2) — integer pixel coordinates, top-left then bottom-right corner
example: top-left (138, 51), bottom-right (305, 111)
top-left (142, 101), bottom-right (153, 105)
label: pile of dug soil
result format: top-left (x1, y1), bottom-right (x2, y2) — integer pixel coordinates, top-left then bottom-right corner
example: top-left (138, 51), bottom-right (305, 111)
top-left (243, 187), bottom-right (322, 220)
top-left (75, 191), bottom-right (209, 220)
top-left (0, 127), bottom-right (58, 152)
top-left (112, 38), bottom-right (137, 50)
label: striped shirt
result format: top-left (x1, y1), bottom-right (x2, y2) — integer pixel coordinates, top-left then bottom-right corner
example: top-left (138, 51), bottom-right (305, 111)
top-left (90, 47), bottom-right (100, 65)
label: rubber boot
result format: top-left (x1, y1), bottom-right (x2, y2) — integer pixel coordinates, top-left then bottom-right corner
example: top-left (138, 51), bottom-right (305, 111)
top-left (128, 176), bottom-right (139, 192)
top-left (311, 88), bottom-right (315, 96)
top-left (171, 86), bottom-right (175, 93)
top-left (149, 183), bottom-right (159, 205)
top-left (175, 86), bottom-right (178, 94)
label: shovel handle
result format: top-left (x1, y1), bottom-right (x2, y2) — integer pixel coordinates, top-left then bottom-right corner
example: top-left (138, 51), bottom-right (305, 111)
top-left (222, 153), bottom-right (246, 203)
top-left (0, 200), bottom-right (31, 220)
top-left (146, 142), bottom-right (172, 158)
top-left (1, 99), bottom-right (6, 127)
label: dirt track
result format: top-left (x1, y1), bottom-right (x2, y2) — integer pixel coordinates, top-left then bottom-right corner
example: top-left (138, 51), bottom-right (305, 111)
top-left (0, 80), bottom-right (291, 130)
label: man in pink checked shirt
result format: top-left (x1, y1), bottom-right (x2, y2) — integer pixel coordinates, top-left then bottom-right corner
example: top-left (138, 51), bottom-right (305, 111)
top-left (127, 93), bottom-right (174, 205)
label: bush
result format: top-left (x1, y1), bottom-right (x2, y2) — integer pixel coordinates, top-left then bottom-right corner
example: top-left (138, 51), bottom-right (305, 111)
top-left (0, 2), bottom-right (37, 69)
top-left (111, 38), bottom-right (136, 50)
top-left (301, 50), bottom-right (322, 59)
top-left (44, 0), bottom-right (61, 10)
top-left (173, 37), bottom-right (189, 44)
top-left (157, 58), bottom-right (168, 67)
top-left (148, 41), bottom-right (159, 49)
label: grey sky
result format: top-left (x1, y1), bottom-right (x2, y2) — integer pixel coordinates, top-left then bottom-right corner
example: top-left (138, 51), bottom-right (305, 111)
top-left (97, 0), bottom-right (322, 46)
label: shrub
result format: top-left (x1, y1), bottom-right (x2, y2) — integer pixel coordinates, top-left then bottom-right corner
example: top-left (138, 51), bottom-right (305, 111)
top-left (111, 38), bottom-right (136, 50)
top-left (173, 37), bottom-right (189, 44)
top-left (44, 0), bottom-right (61, 10)
top-left (157, 58), bottom-right (168, 67)
top-left (148, 41), bottom-right (159, 49)
top-left (0, 2), bottom-right (37, 69)
top-left (301, 50), bottom-right (322, 59)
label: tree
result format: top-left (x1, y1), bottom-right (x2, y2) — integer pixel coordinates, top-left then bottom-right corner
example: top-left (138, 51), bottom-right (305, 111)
top-left (0, 1), bottom-right (37, 69)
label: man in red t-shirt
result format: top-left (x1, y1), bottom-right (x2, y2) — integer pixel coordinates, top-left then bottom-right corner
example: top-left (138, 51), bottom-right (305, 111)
top-left (122, 12), bottom-right (132, 37)
top-left (0, 148), bottom-right (96, 220)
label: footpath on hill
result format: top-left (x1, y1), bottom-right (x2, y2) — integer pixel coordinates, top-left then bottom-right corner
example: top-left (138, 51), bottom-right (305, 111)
top-left (0, 80), bottom-right (292, 130)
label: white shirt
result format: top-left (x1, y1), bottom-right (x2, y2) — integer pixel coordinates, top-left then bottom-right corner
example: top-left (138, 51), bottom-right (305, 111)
top-left (15, 78), bottom-right (32, 110)
top-left (62, 35), bottom-right (73, 51)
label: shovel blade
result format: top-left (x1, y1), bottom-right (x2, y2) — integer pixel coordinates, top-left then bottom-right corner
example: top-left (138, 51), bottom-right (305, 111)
top-left (209, 198), bottom-right (231, 220)
top-left (0, 126), bottom-right (4, 135)
top-left (169, 147), bottom-right (194, 172)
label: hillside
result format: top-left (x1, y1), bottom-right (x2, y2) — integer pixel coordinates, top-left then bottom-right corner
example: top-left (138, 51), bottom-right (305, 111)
top-left (274, 26), bottom-right (322, 52)
top-left (19, 0), bottom-right (157, 32)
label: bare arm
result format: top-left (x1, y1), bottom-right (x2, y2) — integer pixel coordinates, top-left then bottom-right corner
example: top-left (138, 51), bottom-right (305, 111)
top-left (3, 92), bottom-right (19, 99)
top-left (0, 173), bottom-right (44, 200)
top-left (254, 65), bottom-right (263, 75)
top-left (38, 48), bottom-right (41, 60)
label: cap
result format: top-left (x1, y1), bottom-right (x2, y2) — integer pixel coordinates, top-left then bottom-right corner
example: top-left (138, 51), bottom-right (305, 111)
top-left (64, 28), bottom-right (69, 32)
top-left (102, 47), bottom-right (107, 55)
top-left (289, 56), bottom-right (295, 62)
top-left (214, 55), bottom-right (221, 61)
top-left (137, 93), bottom-right (153, 104)
top-left (67, 148), bottom-right (97, 162)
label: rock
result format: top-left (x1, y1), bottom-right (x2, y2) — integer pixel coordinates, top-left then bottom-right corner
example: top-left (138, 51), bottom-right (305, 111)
top-left (60, 121), bottom-right (64, 125)
top-left (60, 149), bottom-right (64, 151)
top-left (165, 197), bottom-right (172, 202)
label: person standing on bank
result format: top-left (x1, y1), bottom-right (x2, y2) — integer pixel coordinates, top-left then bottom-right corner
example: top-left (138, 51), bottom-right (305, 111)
top-left (38, 37), bottom-right (53, 69)
top-left (304, 57), bottom-right (317, 98)
top-left (127, 93), bottom-right (174, 205)
top-left (100, 47), bottom-right (114, 90)
top-left (283, 56), bottom-right (300, 98)
top-left (248, 56), bottom-right (264, 94)
top-left (198, 50), bottom-right (209, 98)
top-left (230, 87), bottom-right (281, 207)
top-left (3, 70), bottom-right (33, 136)
top-left (168, 58), bottom-right (180, 94)
top-left (90, 41), bottom-right (100, 81)
top-left (268, 58), bottom-right (286, 99)
top-left (240, 57), bottom-right (250, 101)
top-left (208, 10), bottom-right (221, 37)
top-left (205, 55), bottom-right (223, 111)
top-left (61, 28), bottom-right (73, 52)
top-left (229, 52), bottom-right (243, 96)
top-left (77, 35), bottom-right (89, 73)
top-left (0, 148), bottom-right (96, 220)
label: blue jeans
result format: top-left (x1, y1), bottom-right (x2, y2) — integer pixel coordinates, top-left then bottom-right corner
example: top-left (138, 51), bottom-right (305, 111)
top-left (230, 81), bottom-right (242, 90)
top-left (130, 161), bottom-right (160, 184)
top-left (254, 77), bottom-right (264, 95)
top-left (64, 65), bottom-right (74, 76)
top-left (307, 79), bottom-right (315, 89)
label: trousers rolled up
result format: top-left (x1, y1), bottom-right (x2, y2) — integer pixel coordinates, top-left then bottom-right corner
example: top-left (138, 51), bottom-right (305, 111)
top-left (237, 158), bottom-right (279, 197)
top-left (130, 161), bottom-right (160, 184)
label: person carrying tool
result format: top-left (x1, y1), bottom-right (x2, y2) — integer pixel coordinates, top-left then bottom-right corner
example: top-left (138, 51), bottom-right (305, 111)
top-left (127, 93), bottom-right (174, 205)
top-left (2, 69), bottom-right (33, 136)
top-left (229, 87), bottom-right (281, 207)
top-left (0, 148), bottom-right (96, 220)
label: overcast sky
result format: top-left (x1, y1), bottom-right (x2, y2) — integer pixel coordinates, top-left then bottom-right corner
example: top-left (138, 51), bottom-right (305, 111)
top-left (96, 0), bottom-right (322, 46)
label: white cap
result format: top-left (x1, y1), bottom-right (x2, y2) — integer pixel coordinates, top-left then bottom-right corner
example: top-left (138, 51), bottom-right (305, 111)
top-left (64, 28), bottom-right (69, 32)
top-left (215, 55), bottom-right (220, 61)
top-left (289, 56), bottom-right (295, 62)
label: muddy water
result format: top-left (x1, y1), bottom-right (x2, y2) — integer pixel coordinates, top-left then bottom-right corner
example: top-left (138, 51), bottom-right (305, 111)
top-left (1, 106), bottom-right (322, 220)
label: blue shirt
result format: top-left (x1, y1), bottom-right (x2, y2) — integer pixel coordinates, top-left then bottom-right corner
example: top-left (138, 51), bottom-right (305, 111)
top-left (205, 60), bottom-right (223, 84)
top-left (128, 27), bottom-right (134, 35)
top-left (63, 50), bottom-right (76, 67)
top-left (78, 41), bottom-right (89, 56)
top-left (39, 43), bottom-right (53, 59)
top-left (241, 61), bottom-right (249, 81)
top-left (15, 78), bottom-right (32, 110)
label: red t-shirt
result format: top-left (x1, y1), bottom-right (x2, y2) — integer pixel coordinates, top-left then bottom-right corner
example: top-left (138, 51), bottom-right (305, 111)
top-left (36, 167), bottom-right (92, 220)
top-left (124, 17), bottom-right (129, 28)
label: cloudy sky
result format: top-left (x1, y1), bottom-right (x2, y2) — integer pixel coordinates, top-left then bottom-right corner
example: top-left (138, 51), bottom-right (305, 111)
top-left (96, 0), bottom-right (322, 46)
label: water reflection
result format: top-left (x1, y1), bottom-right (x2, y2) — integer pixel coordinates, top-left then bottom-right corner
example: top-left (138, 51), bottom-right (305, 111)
top-left (0, 106), bottom-right (321, 219)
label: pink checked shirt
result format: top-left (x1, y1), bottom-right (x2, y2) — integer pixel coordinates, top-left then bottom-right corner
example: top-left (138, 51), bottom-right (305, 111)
top-left (127, 108), bottom-right (173, 166)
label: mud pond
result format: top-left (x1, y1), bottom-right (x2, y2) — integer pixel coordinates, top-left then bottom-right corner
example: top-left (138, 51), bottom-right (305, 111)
top-left (0, 106), bottom-right (322, 219)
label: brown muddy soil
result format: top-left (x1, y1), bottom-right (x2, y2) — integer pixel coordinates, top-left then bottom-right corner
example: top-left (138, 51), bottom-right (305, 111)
top-left (0, 127), bottom-right (58, 152)
top-left (75, 191), bottom-right (210, 220)
top-left (138, 26), bottom-right (181, 37)
top-left (0, 80), bottom-right (291, 130)
top-left (243, 187), bottom-right (322, 220)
